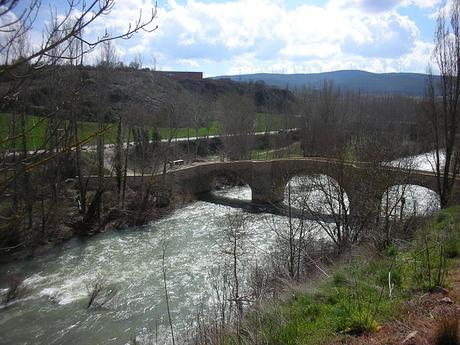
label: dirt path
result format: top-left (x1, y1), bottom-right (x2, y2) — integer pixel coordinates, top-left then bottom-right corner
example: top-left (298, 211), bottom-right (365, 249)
top-left (333, 260), bottom-right (460, 345)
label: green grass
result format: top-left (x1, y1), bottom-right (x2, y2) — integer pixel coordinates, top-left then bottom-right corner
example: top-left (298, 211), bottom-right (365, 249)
top-left (243, 255), bottom-right (404, 345)
top-left (158, 120), bottom-right (220, 139)
top-left (220, 206), bottom-right (460, 345)
top-left (0, 113), bottom-right (219, 150)
top-left (1, 113), bottom-right (50, 150)
top-left (0, 113), bottom-right (119, 150)
top-left (251, 142), bottom-right (303, 160)
top-left (1, 112), bottom-right (289, 150)
top-left (256, 113), bottom-right (287, 132)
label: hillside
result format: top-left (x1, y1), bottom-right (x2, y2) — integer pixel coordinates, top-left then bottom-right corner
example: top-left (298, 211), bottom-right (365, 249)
top-left (178, 77), bottom-right (296, 112)
top-left (214, 70), bottom-right (437, 96)
top-left (0, 66), bottom-right (297, 126)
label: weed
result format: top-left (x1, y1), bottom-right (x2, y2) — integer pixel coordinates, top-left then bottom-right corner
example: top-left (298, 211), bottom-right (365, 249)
top-left (332, 272), bottom-right (348, 287)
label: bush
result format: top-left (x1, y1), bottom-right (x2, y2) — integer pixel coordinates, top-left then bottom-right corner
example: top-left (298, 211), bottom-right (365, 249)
top-left (336, 309), bottom-right (380, 335)
top-left (409, 211), bottom-right (455, 291)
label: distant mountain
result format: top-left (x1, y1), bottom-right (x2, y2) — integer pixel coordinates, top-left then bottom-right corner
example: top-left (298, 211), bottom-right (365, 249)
top-left (212, 70), bottom-right (435, 96)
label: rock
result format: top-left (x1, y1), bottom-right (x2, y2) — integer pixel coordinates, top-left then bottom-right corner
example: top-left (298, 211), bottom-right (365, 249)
top-left (439, 297), bottom-right (454, 304)
top-left (57, 224), bottom-right (74, 240)
top-left (402, 331), bottom-right (418, 344)
top-left (33, 244), bottom-right (54, 256)
top-left (104, 208), bottom-right (127, 223)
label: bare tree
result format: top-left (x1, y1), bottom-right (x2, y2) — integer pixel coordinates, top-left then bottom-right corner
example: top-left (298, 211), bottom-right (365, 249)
top-left (129, 53), bottom-right (144, 69)
top-left (97, 41), bottom-right (120, 68)
top-left (219, 93), bottom-right (256, 160)
top-left (188, 93), bottom-right (211, 158)
top-left (219, 212), bottom-right (250, 343)
top-left (296, 81), bottom-right (347, 158)
top-left (266, 181), bottom-right (317, 280)
top-left (423, 0), bottom-right (460, 208)
top-left (0, 0), bottom-right (157, 248)
top-left (86, 275), bottom-right (118, 309)
top-left (0, 1), bottom-right (156, 77)
top-left (161, 241), bottom-right (176, 345)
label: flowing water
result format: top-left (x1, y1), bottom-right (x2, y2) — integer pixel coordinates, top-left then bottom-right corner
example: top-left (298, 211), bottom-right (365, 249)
top-left (0, 153), bottom-right (441, 345)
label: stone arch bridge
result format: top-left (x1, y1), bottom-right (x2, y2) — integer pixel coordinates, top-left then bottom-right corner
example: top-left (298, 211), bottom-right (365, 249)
top-left (99, 158), bottom-right (460, 214)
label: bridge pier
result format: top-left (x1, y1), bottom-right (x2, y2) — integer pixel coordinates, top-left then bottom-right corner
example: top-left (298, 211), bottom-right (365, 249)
top-left (341, 175), bottom-right (386, 227)
top-left (250, 166), bottom-right (285, 204)
top-left (347, 193), bottom-right (382, 226)
top-left (251, 180), bottom-right (285, 204)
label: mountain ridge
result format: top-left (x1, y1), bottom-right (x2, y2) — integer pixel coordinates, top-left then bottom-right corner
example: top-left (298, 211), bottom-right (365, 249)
top-left (212, 70), bottom-right (435, 96)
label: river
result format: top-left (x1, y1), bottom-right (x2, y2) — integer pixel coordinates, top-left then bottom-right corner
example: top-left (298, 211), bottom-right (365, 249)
top-left (0, 154), bottom-right (441, 345)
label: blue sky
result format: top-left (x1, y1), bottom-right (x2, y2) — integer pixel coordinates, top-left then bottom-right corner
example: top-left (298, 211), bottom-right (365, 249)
top-left (12, 0), bottom-right (444, 76)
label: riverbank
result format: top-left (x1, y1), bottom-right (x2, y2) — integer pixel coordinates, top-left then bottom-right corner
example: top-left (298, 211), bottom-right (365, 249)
top-left (192, 206), bottom-right (460, 345)
top-left (0, 178), bottom-right (190, 264)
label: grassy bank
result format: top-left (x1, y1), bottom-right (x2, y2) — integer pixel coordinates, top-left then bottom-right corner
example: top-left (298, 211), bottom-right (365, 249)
top-left (216, 206), bottom-right (460, 345)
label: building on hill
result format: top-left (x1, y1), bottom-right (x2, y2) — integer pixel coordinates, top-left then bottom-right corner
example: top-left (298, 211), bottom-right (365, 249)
top-left (158, 71), bottom-right (203, 81)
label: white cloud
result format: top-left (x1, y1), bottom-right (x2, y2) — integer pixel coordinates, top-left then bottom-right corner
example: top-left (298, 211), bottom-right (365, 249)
top-left (404, 0), bottom-right (441, 8)
top-left (32, 0), bottom-right (437, 75)
top-left (329, 0), bottom-right (440, 12)
top-left (328, 0), bottom-right (401, 13)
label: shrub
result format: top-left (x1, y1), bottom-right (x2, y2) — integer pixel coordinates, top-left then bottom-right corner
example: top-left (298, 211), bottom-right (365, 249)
top-left (85, 275), bottom-right (118, 310)
top-left (409, 214), bottom-right (453, 291)
top-left (337, 309), bottom-right (380, 335)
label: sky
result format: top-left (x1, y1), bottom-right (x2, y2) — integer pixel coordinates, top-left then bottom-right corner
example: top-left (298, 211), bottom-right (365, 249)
top-left (12, 0), bottom-right (446, 77)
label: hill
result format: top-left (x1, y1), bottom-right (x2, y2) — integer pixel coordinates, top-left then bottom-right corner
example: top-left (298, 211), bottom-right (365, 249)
top-left (213, 70), bottom-right (436, 96)
top-left (178, 77), bottom-right (296, 112)
top-left (0, 66), bottom-right (297, 125)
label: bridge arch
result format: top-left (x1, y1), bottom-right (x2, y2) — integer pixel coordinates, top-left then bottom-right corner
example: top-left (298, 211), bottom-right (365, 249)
top-left (283, 174), bottom-right (351, 214)
top-left (380, 183), bottom-right (440, 217)
top-left (197, 168), bottom-right (253, 200)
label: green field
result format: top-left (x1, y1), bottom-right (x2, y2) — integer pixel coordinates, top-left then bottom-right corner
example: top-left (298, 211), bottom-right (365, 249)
top-left (251, 141), bottom-right (303, 160)
top-left (158, 120), bottom-right (220, 140)
top-left (256, 112), bottom-right (287, 132)
top-left (0, 113), bottom-right (119, 150)
top-left (0, 113), bottom-right (291, 150)
top-left (0, 114), bottom-right (219, 150)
